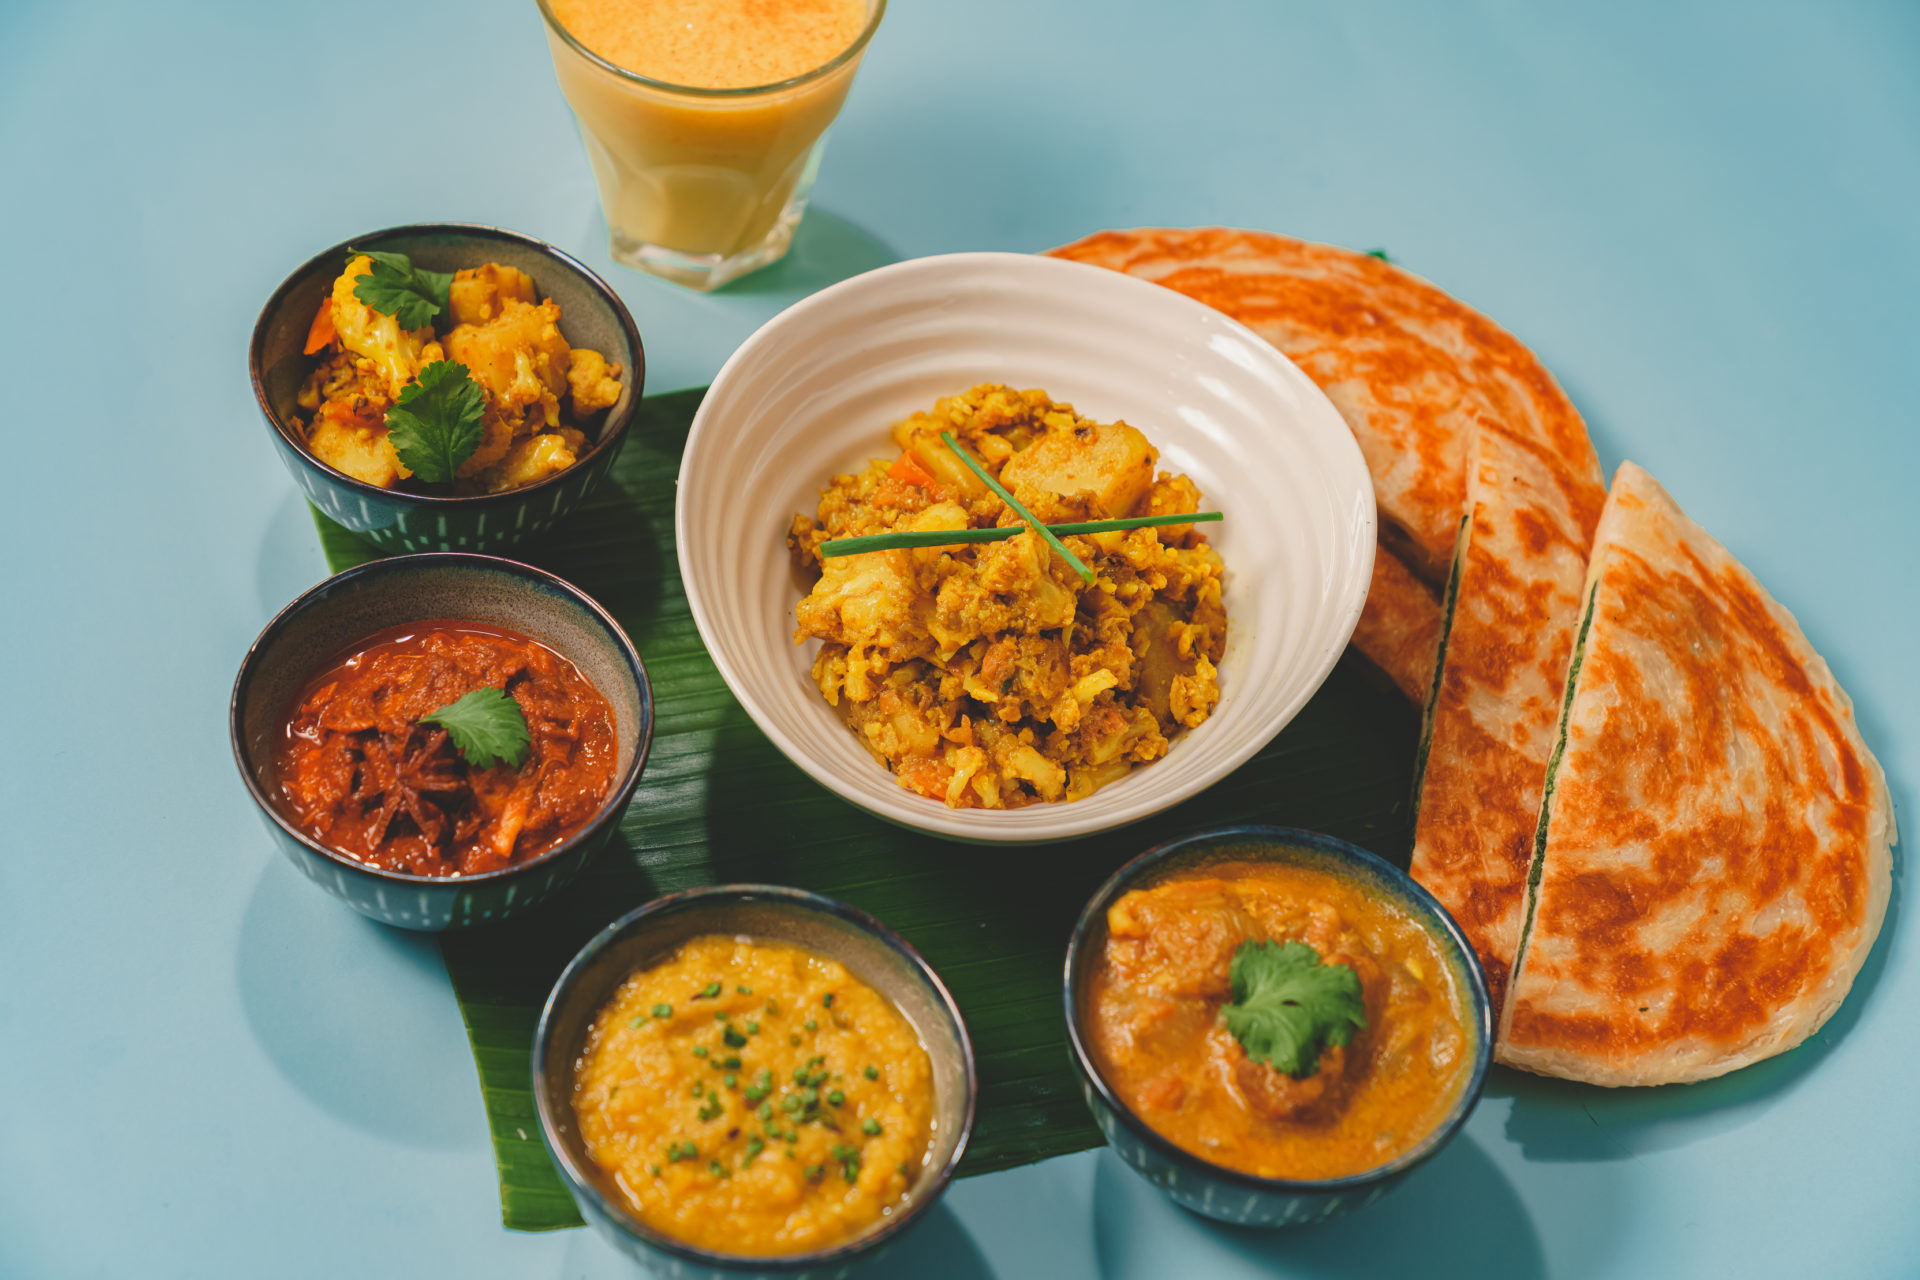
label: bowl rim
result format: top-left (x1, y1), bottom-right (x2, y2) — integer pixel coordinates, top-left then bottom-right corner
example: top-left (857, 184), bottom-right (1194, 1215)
top-left (675, 249), bottom-right (1377, 844)
top-left (228, 551), bottom-right (655, 888)
top-left (1061, 823), bottom-right (1493, 1196)
top-left (531, 882), bottom-right (978, 1271)
top-left (248, 221), bottom-right (645, 507)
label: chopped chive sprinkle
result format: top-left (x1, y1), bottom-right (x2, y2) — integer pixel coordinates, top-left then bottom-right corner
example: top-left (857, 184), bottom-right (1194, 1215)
top-left (898, 1161), bottom-right (911, 1177)
top-left (708, 1160), bottom-right (728, 1178)
top-left (745, 1136), bottom-right (765, 1162)
top-left (653, 1003), bottom-right (672, 1019)
top-left (715, 1011), bottom-right (730, 1022)
top-left (737, 985), bottom-right (752, 994)
top-left (765, 999), bottom-right (779, 1015)
top-left (723, 1027), bottom-right (748, 1048)
top-left (698, 982), bottom-right (722, 999)
top-left (804, 1019), bottom-right (818, 1031)
top-left (692, 1046), bottom-right (708, 1058)
top-left (822, 993), bottom-right (835, 1008)
top-left (864, 1065), bottom-right (879, 1080)
top-left (782, 1095), bottom-right (802, 1113)
top-left (628, 1015), bottom-right (646, 1028)
top-left (818, 510), bottom-right (1222, 559)
top-left (862, 1118), bottom-right (882, 1136)
top-left (828, 1089), bottom-right (845, 1106)
top-left (746, 1020), bottom-right (760, 1035)
top-left (724, 1074), bottom-right (737, 1089)
top-left (722, 1056), bottom-right (741, 1070)
top-left (758, 1102), bottom-right (773, 1121)
top-left (651, 1163), bottom-right (662, 1176)
top-left (805, 1164), bottom-right (824, 1183)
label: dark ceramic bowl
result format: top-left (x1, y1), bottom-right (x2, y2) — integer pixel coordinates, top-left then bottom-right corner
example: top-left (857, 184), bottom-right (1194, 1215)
top-left (1063, 825), bottom-right (1492, 1228)
top-left (250, 222), bottom-right (644, 553)
top-left (533, 885), bottom-right (977, 1279)
top-left (230, 553), bottom-right (653, 930)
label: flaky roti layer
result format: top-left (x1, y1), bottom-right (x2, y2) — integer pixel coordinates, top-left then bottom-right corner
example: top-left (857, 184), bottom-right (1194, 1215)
top-left (1047, 228), bottom-right (1600, 584)
top-left (1499, 463), bottom-right (1894, 1086)
top-left (1410, 426), bottom-right (1604, 1014)
top-left (1350, 543), bottom-right (1442, 705)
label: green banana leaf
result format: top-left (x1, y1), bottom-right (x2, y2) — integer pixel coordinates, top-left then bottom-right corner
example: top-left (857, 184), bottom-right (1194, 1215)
top-left (312, 386), bottom-right (1418, 1231)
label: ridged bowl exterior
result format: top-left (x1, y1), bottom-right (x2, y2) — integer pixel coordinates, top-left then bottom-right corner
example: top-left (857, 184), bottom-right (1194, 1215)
top-left (1063, 825), bottom-right (1493, 1227)
top-left (230, 553), bottom-right (654, 930)
top-left (532, 886), bottom-right (977, 1277)
top-left (675, 252), bottom-right (1376, 843)
top-left (250, 223), bottom-right (645, 553)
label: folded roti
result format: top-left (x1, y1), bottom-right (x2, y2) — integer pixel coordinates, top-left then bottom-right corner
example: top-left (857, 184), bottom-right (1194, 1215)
top-left (1409, 425), bottom-right (1605, 1012)
top-left (1350, 542), bottom-right (1442, 705)
top-left (1047, 228), bottom-right (1599, 585)
top-left (1500, 462), bottom-right (1894, 1085)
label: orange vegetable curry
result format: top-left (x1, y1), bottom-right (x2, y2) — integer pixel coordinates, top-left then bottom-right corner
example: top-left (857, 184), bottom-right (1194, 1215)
top-left (273, 621), bottom-right (618, 876)
top-left (1087, 860), bottom-right (1472, 1181)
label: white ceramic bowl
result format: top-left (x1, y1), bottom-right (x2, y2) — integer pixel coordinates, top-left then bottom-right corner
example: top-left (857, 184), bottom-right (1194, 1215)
top-left (676, 252), bottom-right (1374, 843)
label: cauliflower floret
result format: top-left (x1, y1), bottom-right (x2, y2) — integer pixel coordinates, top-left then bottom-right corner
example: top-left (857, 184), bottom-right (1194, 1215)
top-left (443, 300), bottom-right (571, 430)
top-left (448, 263), bottom-right (538, 327)
top-left (328, 256), bottom-right (440, 399)
top-left (567, 347), bottom-right (624, 415)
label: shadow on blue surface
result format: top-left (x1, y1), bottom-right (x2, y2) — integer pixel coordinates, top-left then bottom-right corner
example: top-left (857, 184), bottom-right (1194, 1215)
top-left (1090, 1138), bottom-right (1556, 1280)
top-left (235, 856), bottom-right (476, 1149)
top-left (719, 207), bottom-right (899, 297)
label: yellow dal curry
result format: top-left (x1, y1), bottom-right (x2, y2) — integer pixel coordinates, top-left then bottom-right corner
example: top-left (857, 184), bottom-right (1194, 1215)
top-left (1089, 861), bottom-right (1471, 1181)
top-left (788, 384), bottom-right (1228, 809)
top-left (573, 936), bottom-right (933, 1256)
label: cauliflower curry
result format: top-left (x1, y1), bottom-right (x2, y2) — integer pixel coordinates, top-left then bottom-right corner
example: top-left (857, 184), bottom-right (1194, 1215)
top-left (787, 385), bottom-right (1228, 810)
top-left (295, 256), bottom-right (624, 493)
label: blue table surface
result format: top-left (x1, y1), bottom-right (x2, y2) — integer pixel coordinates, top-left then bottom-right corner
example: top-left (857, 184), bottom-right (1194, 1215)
top-left (4, 1), bottom-right (1917, 1276)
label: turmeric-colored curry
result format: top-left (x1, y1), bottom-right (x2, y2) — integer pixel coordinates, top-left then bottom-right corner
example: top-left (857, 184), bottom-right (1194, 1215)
top-left (296, 256), bottom-right (624, 493)
top-left (787, 384), bottom-right (1227, 809)
top-left (573, 936), bottom-right (934, 1255)
top-left (1087, 860), bottom-right (1472, 1181)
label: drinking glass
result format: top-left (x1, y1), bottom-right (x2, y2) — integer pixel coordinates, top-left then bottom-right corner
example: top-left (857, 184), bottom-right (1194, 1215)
top-left (538, 0), bottom-right (886, 291)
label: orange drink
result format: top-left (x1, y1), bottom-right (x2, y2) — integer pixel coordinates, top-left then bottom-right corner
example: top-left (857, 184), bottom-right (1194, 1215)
top-left (539, 0), bottom-right (884, 291)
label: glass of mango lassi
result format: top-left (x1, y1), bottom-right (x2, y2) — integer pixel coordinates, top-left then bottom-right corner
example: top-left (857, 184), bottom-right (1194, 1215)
top-left (538, 0), bottom-right (885, 291)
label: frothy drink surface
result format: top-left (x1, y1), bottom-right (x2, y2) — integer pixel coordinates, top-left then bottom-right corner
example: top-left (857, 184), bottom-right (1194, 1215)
top-left (550, 0), bottom-right (869, 90)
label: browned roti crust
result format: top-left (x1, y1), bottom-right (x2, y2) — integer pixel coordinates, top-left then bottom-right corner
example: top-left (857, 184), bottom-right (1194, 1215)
top-left (1500, 463), bottom-right (1894, 1085)
top-left (1350, 544), bottom-right (1442, 705)
top-left (1047, 228), bottom-right (1599, 584)
top-left (1410, 425), bottom-right (1604, 1014)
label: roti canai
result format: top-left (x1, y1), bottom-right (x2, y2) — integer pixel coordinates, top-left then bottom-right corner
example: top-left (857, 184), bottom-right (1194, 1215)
top-left (1408, 424), bottom-right (1605, 1012)
top-left (1500, 462), bottom-right (1894, 1084)
top-left (1047, 228), bottom-right (1600, 704)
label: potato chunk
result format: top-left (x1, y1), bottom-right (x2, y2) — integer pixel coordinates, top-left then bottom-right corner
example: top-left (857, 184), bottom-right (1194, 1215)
top-left (1000, 418), bottom-right (1156, 518)
top-left (447, 263), bottom-right (538, 326)
top-left (567, 347), bottom-right (624, 414)
top-left (478, 431), bottom-right (578, 493)
top-left (307, 400), bottom-right (406, 487)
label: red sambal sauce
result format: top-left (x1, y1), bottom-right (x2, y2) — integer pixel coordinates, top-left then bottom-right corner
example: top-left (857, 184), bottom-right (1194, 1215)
top-left (273, 620), bottom-right (618, 877)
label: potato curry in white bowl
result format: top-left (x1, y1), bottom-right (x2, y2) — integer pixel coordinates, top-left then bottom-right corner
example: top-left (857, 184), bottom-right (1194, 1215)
top-left (677, 251), bottom-right (1374, 843)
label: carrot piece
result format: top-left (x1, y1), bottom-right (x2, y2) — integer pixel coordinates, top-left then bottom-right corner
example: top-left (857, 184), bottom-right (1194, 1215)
top-left (888, 451), bottom-right (939, 489)
top-left (303, 297), bottom-right (337, 355)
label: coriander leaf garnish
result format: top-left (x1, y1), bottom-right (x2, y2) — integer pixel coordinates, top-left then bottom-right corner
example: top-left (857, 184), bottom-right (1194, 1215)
top-left (385, 360), bottom-right (487, 483)
top-left (1221, 940), bottom-right (1366, 1078)
top-left (418, 687), bottom-right (530, 770)
top-left (347, 247), bottom-right (453, 330)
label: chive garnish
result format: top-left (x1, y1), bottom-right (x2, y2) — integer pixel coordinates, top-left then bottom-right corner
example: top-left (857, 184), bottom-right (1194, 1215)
top-left (938, 431), bottom-right (1092, 582)
top-left (818, 510), bottom-right (1222, 559)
